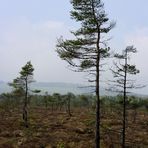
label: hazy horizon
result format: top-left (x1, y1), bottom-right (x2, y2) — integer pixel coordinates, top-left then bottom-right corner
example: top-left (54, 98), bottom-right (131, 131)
top-left (0, 0), bottom-right (148, 94)
top-left (0, 81), bottom-right (148, 96)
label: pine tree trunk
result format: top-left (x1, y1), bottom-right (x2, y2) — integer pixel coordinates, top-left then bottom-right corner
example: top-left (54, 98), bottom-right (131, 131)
top-left (95, 92), bottom-right (100, 148)
top-left (95, 49), bottom-right (100, 148)
top-left (23, 79), bottom-right (28, 128)
top-left (122, 51), bottom-right (127, 148)
top-left (122, 93), bottom-right (126, 148)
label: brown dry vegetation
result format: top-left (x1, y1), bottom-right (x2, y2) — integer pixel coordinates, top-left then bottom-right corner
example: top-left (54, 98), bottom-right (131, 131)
top-left (0, 107), bottom-right (147, 148)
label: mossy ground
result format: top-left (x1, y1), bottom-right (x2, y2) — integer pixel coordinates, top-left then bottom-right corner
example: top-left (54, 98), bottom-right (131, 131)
top-left (0, 107), bottom-right (147, 148)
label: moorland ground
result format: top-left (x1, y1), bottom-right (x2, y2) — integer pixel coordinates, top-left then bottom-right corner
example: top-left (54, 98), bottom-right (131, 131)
top-left (0, 106), bottom-right (147, 148)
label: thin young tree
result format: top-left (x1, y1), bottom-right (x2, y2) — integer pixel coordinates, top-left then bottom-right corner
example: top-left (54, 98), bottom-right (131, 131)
top-left (56, 0), bottom-right (115, 147)
top-left (65, 92), bottom-right (75, 117)
top-left (9, 61), bottom-right (34, 127)
top-left (110, 46), bottom-right (141, 147)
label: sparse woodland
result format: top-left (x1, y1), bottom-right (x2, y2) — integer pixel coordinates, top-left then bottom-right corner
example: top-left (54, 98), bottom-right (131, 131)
top-left (0, 0), bottom-right (148, 148)
top-left (0, 92), bottom-right (148, 147)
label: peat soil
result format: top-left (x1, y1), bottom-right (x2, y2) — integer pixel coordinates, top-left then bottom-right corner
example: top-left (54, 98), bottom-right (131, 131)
top-left (0, 107), bottom-right (147, 148)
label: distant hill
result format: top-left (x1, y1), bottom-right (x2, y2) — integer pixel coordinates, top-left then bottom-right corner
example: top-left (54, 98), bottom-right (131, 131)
top-left (0, 81), bottom-right (12, 94)
top-left (30, 82), bottom-right (93, 95)
top-left (0, 82), bottom-right (94, 95)
top-left (0, 81), bottom-right (147, 97)
top-left (0, 81), bottom-right (111, 95)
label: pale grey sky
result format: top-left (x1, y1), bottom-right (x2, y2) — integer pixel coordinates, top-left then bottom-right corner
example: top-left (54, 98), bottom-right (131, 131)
top-left (0, 0), bottom-right (148, 94)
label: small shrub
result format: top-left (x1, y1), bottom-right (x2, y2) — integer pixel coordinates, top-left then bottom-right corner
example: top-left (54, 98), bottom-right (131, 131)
top-left (57, 141), bottom-right (65, 148)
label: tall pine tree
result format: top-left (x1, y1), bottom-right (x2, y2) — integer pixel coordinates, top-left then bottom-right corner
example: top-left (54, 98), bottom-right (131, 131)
top-left (56, 0), bottom-right (115, 147)
top-left (110, 46), bottom-right (141, 147)
top-left (9, 61), bottom-right (34, 127)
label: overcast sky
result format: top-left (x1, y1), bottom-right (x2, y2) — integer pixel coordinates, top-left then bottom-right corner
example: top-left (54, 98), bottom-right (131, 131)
top-left (0, 0), bottom-right (148, 94)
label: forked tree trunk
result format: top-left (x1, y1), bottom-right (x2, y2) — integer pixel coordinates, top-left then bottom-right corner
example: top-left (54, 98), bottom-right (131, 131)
top-left (23, 104), bottom-right (28, 128)
top-left (23, 79), bottom-right (28, 128)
